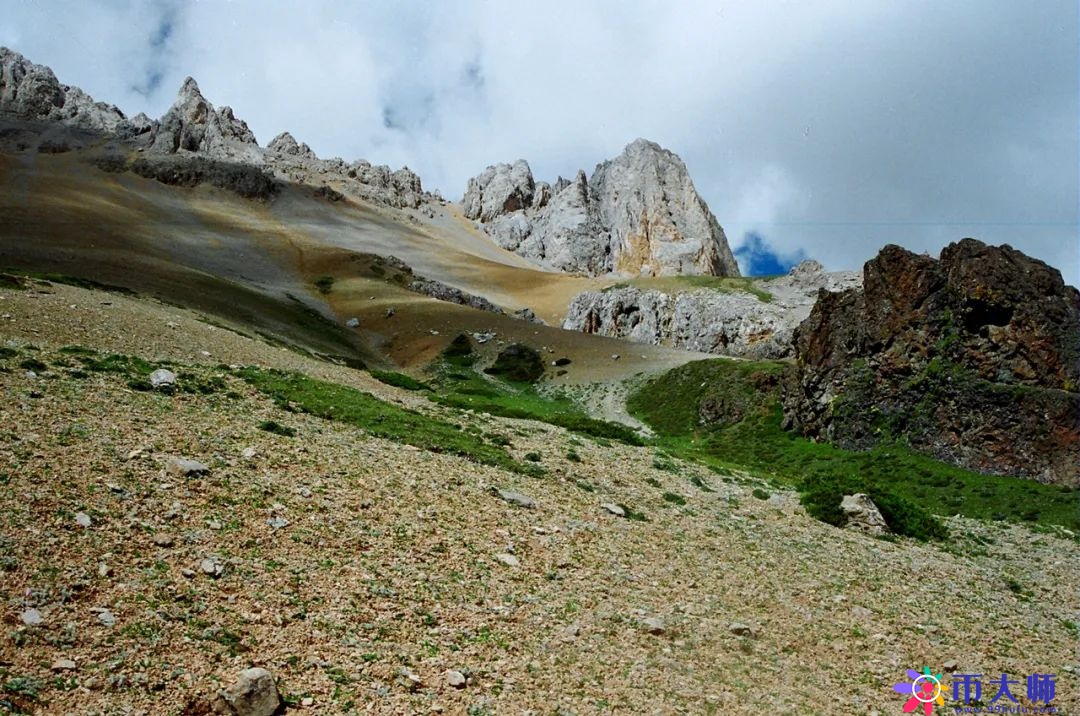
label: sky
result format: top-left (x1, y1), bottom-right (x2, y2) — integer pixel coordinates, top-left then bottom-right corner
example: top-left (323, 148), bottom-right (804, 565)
top-left (2, 0), bottom-right (1077, 281)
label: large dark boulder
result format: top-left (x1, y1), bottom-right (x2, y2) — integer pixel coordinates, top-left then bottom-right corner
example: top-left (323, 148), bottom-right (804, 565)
top-left (484, 343), bottom-right (545, 383)
top-left (783, 239), bottom-right (1080, 484)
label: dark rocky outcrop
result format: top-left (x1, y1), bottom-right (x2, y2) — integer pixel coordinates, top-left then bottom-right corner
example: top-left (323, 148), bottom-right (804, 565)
top-left (783, 239), bottom-right (1080, 484)
top-left (130, 156), bottom-right (278, 199)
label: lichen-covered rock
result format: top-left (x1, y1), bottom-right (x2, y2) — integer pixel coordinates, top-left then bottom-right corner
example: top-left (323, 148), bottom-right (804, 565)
top-left (214, 668), bottom-right (281, 716)
top-left (562, 260), bottom-right (860, 358)
top-left (462, 139), bottom-right (739, 277)
top-left (840, 493), bottom-right (889, 535)
top-left (782, 239), bottom-right (1080, 485)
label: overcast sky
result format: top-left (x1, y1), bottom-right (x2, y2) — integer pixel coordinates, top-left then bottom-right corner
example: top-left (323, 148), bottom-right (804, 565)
top-left (2, 0), bottom-right (1077, 281)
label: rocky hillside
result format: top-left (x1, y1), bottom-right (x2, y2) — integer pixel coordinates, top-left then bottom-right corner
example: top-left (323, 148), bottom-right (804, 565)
top-left (2, 279), bottom-right (1077, 715)
top-left (562, 260), bottom-right (861, 358)
top-left (0, 47), bottom-right (426, 209)
top-left (783, 239), bottom-right (1080, 484)
top-left (462, 139), bottom-right (740, 277)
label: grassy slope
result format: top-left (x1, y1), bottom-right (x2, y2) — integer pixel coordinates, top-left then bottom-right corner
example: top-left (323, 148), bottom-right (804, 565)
top-left (424, 351), bottom-right (644, 446)
top-left (628, 358), bottom-right (1079, 534)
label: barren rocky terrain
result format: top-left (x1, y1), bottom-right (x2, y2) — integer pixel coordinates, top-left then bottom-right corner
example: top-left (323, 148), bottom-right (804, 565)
top-left (1, 279), bottom-right (1077, 716)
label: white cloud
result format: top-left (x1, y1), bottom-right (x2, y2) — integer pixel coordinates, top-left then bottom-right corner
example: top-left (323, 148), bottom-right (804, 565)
top-left (2, 0), bottom-right (1076, 282)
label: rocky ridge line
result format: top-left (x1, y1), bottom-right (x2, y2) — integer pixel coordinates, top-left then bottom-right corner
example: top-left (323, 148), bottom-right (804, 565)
top-left (0, 46), bottom-right (427, 209)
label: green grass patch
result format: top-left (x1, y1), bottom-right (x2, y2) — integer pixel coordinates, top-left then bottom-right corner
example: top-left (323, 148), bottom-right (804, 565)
top-left (427, 359), bottom-right (644, 445)
top-left (624, 275), bottom-right (775, 303)
top-left (369, 369), bottom-right (430, 391)
top-left (629, 358), bottom-right (1080, 538)
top-left (235, 366), bottom-right (535, 475)
top-left (258, 420), bottom-right (296, 437)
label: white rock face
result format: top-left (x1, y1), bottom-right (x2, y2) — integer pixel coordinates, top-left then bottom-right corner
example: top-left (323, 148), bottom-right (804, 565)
top-left (149, 77), bottom-right (263, 164)
top-left (562, 260), bottom-right (862, 358)
top-left (0, 47), bottom-right (128, 132)
top-left (462, 139), bottom-right (739, 277)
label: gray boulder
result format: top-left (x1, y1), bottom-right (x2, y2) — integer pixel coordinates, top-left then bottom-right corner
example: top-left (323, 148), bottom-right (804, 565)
top-left (840, 493), bottom-right (889, 535)
top-left (214, 667), bottom-right (281, 716)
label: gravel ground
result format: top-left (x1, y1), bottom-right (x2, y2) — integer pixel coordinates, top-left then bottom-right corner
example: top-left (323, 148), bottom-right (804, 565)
top-left (1, 283), bottom-right (1077, 715)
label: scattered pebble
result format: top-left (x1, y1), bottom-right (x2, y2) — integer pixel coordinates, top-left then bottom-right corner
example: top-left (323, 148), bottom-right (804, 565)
top-left (51, 658), bottom-right (77, 671)
top-left (167, 457), bottom-right (210, 477)
top-left (729, 622), bottom-right (755, 637)
top-left (149, 368), bottom-right (177, 389)
top-left (600, 503), bottom-right (626, 517)
top-left (151, 533), bottom-right (175, 548)
top-left (20, 608), bottom-right (43, 626)
top-left (267, 517), bottom-right (290, 530)
top-left (496, 488), bottom-right (536, 509)
top-left (75, 511), bottom-right (92, 528)
top-left (495, 553), bottom-right (520, 567)
top-left (446, 670), bottom-right (467, 689)
top-left (94, 609), bottom-right (117, 628)
top-left (641, 616), bottom-right (667, 635)
top-left (200, 558), bottom-right (224, 578)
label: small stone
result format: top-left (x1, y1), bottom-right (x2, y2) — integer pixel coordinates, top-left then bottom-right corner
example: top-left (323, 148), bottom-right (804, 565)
top-left (75, 511), bottom-right (92, 528)
top-left (495, 489), bottom-right (536, 509)
top-left (641, 617), bottom-right (666, 635)
top-left (943, 660), bottom-right (958, 673)
top-left (125, 448), bottom-right (144, 460)
top-left (83, 676), bottom-right (103, 690)
top-left (600, 503), bottom-right (626, 517)
top-left (97, 563), bottom-right (112, 578)
top-left (181, 568), bottom-right (195, 578)
top-left (611, 353), bottom-right (620, 360)
top-left (446, 670), bottom-right (467, 689)
top-left (96, 609), bottom-right (116, 627)
top-left (495, 553), bottom-right (519, 567)
top-left (152, 533), bottom-right (175, 548)
top-left (267, 517), bottom-right (290, 530)
top-left (200, 558), bottom-right (223, 577)
top-left (167, 457), bottom-right (210, 477)
top-left (385, 307), bottom-right (396, 318)
top-left (241, 446), bottom-right (256, 459)
top-left (51, 658), bottom-right (77, 671)
top-left (345, 317), bottom-right (360, 328)
top-left (729, 622), bottom-right (755, 637)
top-left (851, 606), bottom-right (873, 620)
top-left (298, 487), bottom-right (312, 498)
top-left (20, 608), bottom-right (43, 626)
top-left (215, 667), bottom-right (281, 716)
top-left (149, 368), bottom-right (177, 389)
top-left (301, 696), bottom-right (315, 707)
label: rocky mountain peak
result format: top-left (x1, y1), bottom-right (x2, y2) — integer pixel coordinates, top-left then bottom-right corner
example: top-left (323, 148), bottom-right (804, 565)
top-left (783, 239), bottom-right (1080, 483)
top-left (462, 138), bottom-right (739, 277)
